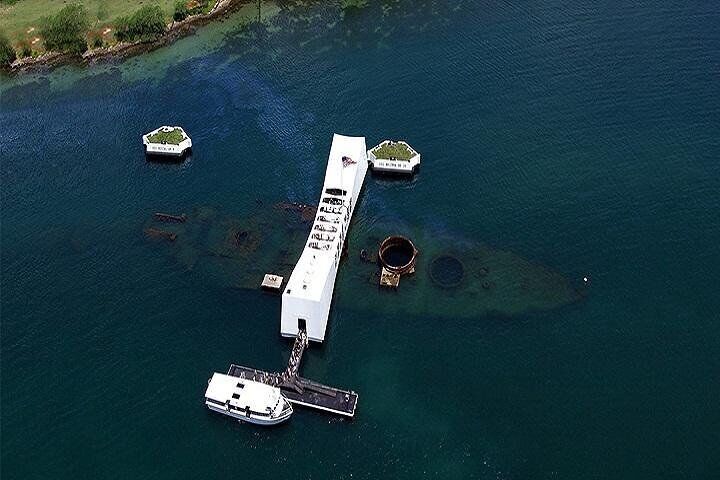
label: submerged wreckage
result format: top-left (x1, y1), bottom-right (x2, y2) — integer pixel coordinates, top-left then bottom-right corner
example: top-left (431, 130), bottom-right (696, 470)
top-left (141, 134), bottom-right (586, 426)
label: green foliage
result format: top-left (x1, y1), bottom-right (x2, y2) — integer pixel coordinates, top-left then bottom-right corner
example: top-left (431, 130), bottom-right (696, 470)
top-left (19, 42), bottom-right (31, 58)
top-left (147, 128), bottom-right (186, 145)
top-left (97, 1), bottom-right (109, 21)
top-left (173, 1), bottom-right (190, 22)
top-left (175, 0), bottom-right (211, 21)
top-left (0, 31), bottom-right (16, 67)
top-left (92, 36), bottom-right (104, 48)
top-left (197, 0), bottom-right (212, 14)
top-left (341, 0), bottom-right (368, 10)
top-left (40, 4), bottom-right (89, 54)
top-left (372, 142), bottom-right (414, 161)
top-left (115, 4), bottom-right (167, 43)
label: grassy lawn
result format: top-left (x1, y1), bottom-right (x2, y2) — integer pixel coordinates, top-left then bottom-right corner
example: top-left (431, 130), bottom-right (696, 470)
top-left (0, 0), bottom-right (178, 50)
top-left (147, 127), bottom-right (186, 144)
top-left (372, 142), bottom-right (415, 161)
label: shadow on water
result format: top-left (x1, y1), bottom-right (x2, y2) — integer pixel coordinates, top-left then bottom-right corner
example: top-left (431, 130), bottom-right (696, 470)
top-left (145, 150), bottom-right (194, 164)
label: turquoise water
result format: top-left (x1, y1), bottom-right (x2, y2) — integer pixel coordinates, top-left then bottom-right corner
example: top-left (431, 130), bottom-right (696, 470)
top-left (2, 1), bottom-right (719, 478)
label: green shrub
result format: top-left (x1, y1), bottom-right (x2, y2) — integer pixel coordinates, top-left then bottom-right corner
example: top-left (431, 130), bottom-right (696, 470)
top-left (97, 1), bottom-right (109, 21)
top-left (147, 128), bottom-right (186, 145)
top-left (197, 0), bottom-right (211, 13)
top-left (174, 1), bottom-right (190, 22)
top-left (0, 32), bottom-right (16, 67)
top-left (115, 16), bottom-right (130, 41)
top-left (40, 4), bottom-right (89, 54)
top-left (92, 36), bottom-right (104, 48)
top-left (372, 142), bottom-right (414, 161)
top-left (115, 5), bottom-right (167, 43)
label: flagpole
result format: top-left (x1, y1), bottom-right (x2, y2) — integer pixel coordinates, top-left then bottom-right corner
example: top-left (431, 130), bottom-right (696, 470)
top-left (340, 154), bottom-right (344, 245)
top-left (340, 154), bottom-right (344, 197)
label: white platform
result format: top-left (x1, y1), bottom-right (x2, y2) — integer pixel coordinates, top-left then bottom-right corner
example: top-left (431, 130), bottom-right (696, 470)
top-left (261, 274), bottom-right (284, 291)
top-left (142, 126), bottom-right (192, 157)
top-left (367, 140), bottom-right (420, 174)
top-left (281, 134), bottom-right (368, 342)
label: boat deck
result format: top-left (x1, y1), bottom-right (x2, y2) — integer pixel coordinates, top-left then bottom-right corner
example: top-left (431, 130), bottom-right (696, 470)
top-left (227, 364), bottom-right (358, 418)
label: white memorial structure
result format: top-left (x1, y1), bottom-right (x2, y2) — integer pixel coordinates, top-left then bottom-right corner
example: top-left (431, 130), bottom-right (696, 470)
top-left (281, 134), bottom-right (368, 342)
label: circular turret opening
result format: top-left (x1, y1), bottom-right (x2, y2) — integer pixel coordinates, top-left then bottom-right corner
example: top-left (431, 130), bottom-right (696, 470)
top-left (429, 254), bottom-right (465, 289)
top-left (378, 236), bottom-right (417, 274)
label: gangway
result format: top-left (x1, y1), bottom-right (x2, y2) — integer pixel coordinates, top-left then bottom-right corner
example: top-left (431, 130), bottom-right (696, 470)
top-left (226, 328), bottom-right (357, 417)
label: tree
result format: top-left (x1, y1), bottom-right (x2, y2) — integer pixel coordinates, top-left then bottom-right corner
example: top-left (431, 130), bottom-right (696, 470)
top-left (40, 4), bottom-right (89, 54)
top-left (174, 1), bottom-right (190, 22)
top-left (115, 5), bottom-right (167, 42)
top-left (0, 32), bottom-right (17, 68)
top-left (19, 41), bottom-right (31, 58)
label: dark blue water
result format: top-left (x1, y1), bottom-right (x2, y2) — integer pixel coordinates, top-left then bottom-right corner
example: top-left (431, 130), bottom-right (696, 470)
top-left (2, 1), bottom-right (719, 478)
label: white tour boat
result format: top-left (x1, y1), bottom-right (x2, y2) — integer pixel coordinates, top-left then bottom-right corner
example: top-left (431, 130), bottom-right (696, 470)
top-left (205, 373), bottom-right (293, 425)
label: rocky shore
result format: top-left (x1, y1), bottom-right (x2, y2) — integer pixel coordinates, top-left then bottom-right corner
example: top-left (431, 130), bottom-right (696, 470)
top-left (6, 0), bottom-right (251, 74)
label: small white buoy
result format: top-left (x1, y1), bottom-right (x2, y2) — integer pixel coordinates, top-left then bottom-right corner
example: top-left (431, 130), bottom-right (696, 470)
top-left (583, 276), bottom-right (589, 283)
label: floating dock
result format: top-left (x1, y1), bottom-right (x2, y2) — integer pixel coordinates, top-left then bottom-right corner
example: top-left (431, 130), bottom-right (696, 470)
top-left (227, 365), bottom-right (358, 417)
top-left (226, 328), bottom-right (358, 417)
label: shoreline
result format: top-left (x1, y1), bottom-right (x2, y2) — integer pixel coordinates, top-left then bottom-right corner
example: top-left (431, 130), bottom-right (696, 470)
top-left (4, 0), bottom-right (253, 75)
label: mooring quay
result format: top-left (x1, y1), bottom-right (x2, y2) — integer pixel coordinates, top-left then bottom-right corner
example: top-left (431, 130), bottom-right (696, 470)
top-left (226, 327), bottom-right (358, 417)
top-left (226, 366), bottom-right (358, 417)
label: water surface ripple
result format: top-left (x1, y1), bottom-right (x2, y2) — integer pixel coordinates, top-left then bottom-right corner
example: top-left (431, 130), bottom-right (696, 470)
top-left (2, 1), bottom-right (719, 478)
